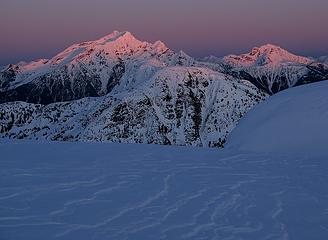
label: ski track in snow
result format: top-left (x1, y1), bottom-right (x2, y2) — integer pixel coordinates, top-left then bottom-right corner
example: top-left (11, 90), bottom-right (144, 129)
top-left (0, 142), bottom-right (328, 240)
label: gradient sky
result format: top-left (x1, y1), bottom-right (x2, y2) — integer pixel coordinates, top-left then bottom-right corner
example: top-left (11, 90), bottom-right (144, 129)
top-left (0, 0), bottom-right (327, 65)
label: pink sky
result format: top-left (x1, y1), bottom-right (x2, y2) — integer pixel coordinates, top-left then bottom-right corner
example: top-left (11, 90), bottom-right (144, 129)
top-left (0, 0), bottom-right (327, 65)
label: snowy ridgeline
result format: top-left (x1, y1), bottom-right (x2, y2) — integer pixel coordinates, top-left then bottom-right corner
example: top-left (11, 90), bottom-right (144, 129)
top-left (1, 141), bottom-right (328, 240)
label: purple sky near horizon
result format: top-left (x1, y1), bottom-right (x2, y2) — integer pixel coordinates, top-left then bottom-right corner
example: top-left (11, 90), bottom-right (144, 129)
top-left (0, 0), bottom-right (327, 65)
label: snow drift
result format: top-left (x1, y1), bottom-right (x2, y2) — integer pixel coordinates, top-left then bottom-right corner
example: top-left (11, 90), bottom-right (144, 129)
top-left (228, 81), bottom-right (328, 156)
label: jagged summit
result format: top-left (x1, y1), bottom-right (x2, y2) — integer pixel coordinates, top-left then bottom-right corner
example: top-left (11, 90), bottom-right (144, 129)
top-left (42, 30), bottom-right (175, 67)
top-left (99, 31), bottom-right (170, 54)
top-left (153, 40), bottom-right (169, 52)
top-left (71, 31), bottom-right (140, 46)
top-left (48, 31), bottom-right (147, 65)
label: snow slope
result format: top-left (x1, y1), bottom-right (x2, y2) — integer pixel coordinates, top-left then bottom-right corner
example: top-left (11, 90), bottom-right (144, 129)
top-left (228, 81), bottom-right (328, 156)
top-left (1, 141), bottom-right (328, 240)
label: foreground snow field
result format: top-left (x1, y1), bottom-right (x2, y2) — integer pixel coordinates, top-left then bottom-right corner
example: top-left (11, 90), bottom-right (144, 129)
top-left (1, 141), bottom-right (328, 240)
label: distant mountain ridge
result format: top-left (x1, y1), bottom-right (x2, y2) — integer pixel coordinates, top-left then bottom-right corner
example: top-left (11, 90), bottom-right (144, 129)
top-left (201, 44), bottom-right (328, 94)
top-left (0, 31), bottom-right (326, 147)
top-left (1, 34), bottom-right (327, 103)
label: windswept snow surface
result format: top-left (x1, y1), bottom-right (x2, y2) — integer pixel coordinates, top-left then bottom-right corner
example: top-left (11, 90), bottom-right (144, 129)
top-left (228, 81), bottom-right (328, 157)
top-left (1, 141), bottom-right (328, 240)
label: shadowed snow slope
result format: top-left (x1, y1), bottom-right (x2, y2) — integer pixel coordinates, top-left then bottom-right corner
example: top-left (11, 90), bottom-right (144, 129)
top-left (1, 141), bottom-right (328, 239)
top-left (228, 81), bottom-right (328, 156)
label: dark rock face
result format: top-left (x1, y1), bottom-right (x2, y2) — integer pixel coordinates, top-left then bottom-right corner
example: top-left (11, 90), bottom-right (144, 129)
top-left (106, 60), bottom-right (125, 92)
top-left (222, 64), bottom-right (328, 95)
top-left (0, 65), bottom-right (20, 90)
top-left (1, 70), bottom-right (94, 104)
top-left (0, 63), bottom-right (126, 104)
top-left (298, 63), bottom-right (328, 86)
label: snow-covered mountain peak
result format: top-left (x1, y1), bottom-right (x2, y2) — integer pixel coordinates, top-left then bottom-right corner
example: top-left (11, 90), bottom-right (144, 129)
top-left (254, 43), bottom-right (281, 51)
top-left (46, 31), bottom-right (150, 65)
top-left (96, 31), bottom-right (142, 46)
top-left (153, 40), bottom-right (169, 52)
top-left (217, 44), bottom-right (328, 95)
top-left (224, 44), bottom-right (311, 67)
top-left (252, 44), bottom-right (300, 61)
